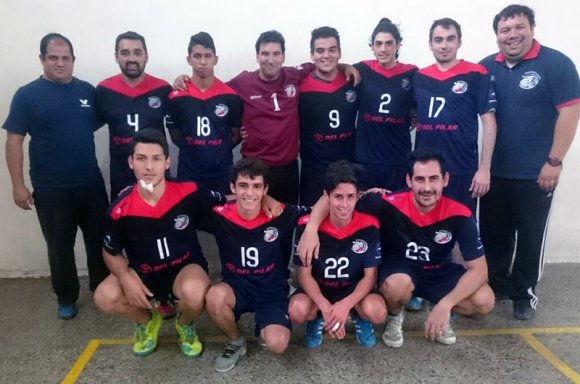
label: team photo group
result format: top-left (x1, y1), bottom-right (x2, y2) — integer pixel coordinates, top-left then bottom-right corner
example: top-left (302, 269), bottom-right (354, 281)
top-left (3, 3), bottom-right (580, 373)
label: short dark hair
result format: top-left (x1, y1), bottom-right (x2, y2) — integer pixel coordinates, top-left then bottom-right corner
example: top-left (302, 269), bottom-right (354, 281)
top-left (429, 18), bottom-right (462, 41)
top-left (188, 31), bottom-right (216, 55)
top-left (40, 33), bottom-right (74, 59)
top-left (231, 158), bottom-right (270, 187)
top-left (323, 160), bottom-right (361, 194)
top-left (115, 31), bottom-right (147, 53)
top-left (255, 30), bottom-right (285, 54)
top-left (408, 148), bottom-right (447, 177)
top-left (130, 129), bottom-right (168, 157)
top-left (310, 26), bottom-right (341, 53)
top-left (493, 4), bottom-right (535, 34)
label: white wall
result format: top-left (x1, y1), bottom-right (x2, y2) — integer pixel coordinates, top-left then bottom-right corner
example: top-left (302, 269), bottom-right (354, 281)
top-left (0, 0), bottom-right (578, 276)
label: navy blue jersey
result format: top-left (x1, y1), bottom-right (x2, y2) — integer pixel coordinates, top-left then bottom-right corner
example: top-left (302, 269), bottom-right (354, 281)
top-left (205, 203), bottom-right (309, 293)
top-left (480, 40), bottom-right (580, 179)
top-left (298, 71), bottom-right (358, 171)
top-left (293, 212), bottom-right (381, 301)
top-left (168, 78), bottom-right (242, 181)
top-left (103, 180), bottom-right (224, 277)
top-left (96, 74), bottom-right (172, 192)
top-left (413, 60), bottom-right (496, 175)
top-left (357, 191), bottom-right (483, 267)
top-left (354, 61), bottom-right (418, 166)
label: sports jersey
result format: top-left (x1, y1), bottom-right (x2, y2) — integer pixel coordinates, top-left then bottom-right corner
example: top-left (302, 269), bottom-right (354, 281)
top-left (298, 71), bottom-right (358, 171)
top-left (293, 212), bottom-right (381, 301)
top-left (204, 202), bottom-right (309, 294)
top-left (354, 61), bottom-right (418, 166)
top-left (3, 77), bottom-right (102, 188)
top-left (357, 191), bottom-right (483, 268)
top-left (228, 64), bottom-right (314, 166)
top-left (103, 180), bottom-right (224, 277)
top-left (413, 60), bottom-right (496, 175)
top-left (480, 40), bottom-right (580, 179)
top-left (167, 78), bottom-right (242, 181)
top-left (96, 74), bottom-right (172, 193)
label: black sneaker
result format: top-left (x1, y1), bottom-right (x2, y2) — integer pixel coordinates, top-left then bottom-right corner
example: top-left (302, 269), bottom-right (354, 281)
top-left (513, 300), bottom-right (535, 321)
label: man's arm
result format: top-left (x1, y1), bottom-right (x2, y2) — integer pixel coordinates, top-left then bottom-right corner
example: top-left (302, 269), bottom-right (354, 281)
top-left (337, 63), bottom-right (361, 86)
top-left (296, 195), bottom-right (329, 266)
top-left (103, 249), bottom-right (153, 309)
top-left (5, 132), bottom-right (33, 210)
top-left (297, 266), bottom-right (333, 320)
top-left (424, 256), bottom-right (488, 340)
top-left (537, 103), bottom-right (580, 191)
top-left (328, 267), bottom-right (377, 339)
top-left (470, 111), bottom-right (497, 198)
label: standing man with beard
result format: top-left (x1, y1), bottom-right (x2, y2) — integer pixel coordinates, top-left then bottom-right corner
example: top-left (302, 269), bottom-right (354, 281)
top-left (96, 31), bottom-right (172, 198)
top-left (96, 31), bottom-right (175, 318)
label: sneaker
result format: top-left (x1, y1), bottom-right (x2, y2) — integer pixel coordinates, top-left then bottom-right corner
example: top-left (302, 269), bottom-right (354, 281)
top-left (58, 304), bottom-right (77, 320)
top-left (513, 300), bottom-right (536, 321)
top-left (257, 335), bottom-right (267, 348)
top-left (351, 313), bottom-right (376, 348)
top-left (133, 311), bottom-right (162, 356)
top-left (304, 315), bottom-right (324, 348)
top-left (405, 296), bottom-right (423, 311)
top-left (214, 339), bottom-right (246, 373)
top-left (436, 322), bottom-right (457, 345)
top-left (155, 298), bottom-right (176, 320)
top-left (382, 310), bottom-right (405, 348)
top-left (175, 319), bottom-right (203, 358)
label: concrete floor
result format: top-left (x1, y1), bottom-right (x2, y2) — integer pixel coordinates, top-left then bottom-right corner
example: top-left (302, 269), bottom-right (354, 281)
top-left (1, 238), bottom-right (579, 384)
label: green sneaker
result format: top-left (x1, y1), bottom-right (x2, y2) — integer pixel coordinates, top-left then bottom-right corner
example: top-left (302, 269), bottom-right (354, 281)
top-left (175, 318), bottom-right (203, 358)
top-left (133, 311), bottom-right (161, 356)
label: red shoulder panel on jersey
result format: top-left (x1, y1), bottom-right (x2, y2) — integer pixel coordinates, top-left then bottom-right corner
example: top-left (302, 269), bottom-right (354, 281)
top-left (169, 78), bottom-right (238, 101)
top-left (299, 71), bottom-right (348, 93)
top-left (382, 191), bottom-right (471, 227)
top-left (98, 74), bottom-right (170, 97)
top-left (318, 211), bottom-right (379, 240)
top-left (418, 60), bottom-right (487, 81)
top-left (361, 60), bottom-right (418, 78)
top-left (110, 181), bottom-right (198, 220)
top-left (212, 202), bottom-right (283, 229)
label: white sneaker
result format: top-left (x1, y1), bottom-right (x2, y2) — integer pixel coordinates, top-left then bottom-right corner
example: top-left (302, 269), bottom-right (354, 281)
top-left (436, 322), bottom-right (456, 345)
top-left (382, 310), bottom-right (405, 348)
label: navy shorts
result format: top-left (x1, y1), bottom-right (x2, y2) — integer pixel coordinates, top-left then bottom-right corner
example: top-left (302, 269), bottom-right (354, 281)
top-left (357, 162), bottom-right (408, 191)
top-left (444, 174), bottom-right (476, 215)
top-left (140, 258), bottom-right (208, 298)
top-left (228, 281), bottom-right (291, 332)
top-left (379, 258), bottom-right (466, 304)
top-left (292, 286), bottom-right (355, 304)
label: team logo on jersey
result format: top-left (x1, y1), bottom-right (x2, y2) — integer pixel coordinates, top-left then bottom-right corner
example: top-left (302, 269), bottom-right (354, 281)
top-left (264, 227), bottom-right (279, 242)
top-left (285, 85), bottom-right (297, 98)
top-left (433, 230), bottom-right (453, 244)
top-left (401, 77), bottom-right (412, 91)
top-left (174, 215), bottom-right (190, 230)
top-left (225, 262), bottom-right (236, 273)
top-left (79, 99), bottom-right (91, 108)
top-left (519, 71), bottom-right (541, 89)
top-left (451, 81), bottom-right (468, 94)
top-left (215, 104), bottom-right (229, 117)
top-left (148, 96), bottom-right (162, 109)
top-left (140, 264), bottom-right (153, 274)
top-left (345, 90), bottom-right (357, 103)
top-left (352, 239), bottom-right (368, 254)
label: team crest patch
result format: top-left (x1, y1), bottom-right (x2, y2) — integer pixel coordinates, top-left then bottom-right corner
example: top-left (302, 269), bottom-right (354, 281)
top-left (451, 81), bottom-right (468, 94)
top-left (264, 227), bottom-right (279, 242)
top-left (519, 71), bottom-right (541, 89)
top-left (401, 77), bottom-right (412, 91)
top-left (214, 104), bottom-right (229, 117)
top-left (345, 90), bottom-right (356, 103)
top-left (352, 239), bottom-right (368, 254)
top-left (148, 96), bottom-right (162, 109)
top-left (433, 230), bottom-right (453, 244)
top-left (285, 85), bottom-right (297, 98)
top-left (174, 215), bottom-right (190, 230)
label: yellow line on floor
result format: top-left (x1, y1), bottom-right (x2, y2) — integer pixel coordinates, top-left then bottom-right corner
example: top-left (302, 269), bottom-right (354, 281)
top-left (61, 340), bottom-right (100, 384)
top-left (520, 332), bottom-right (580, 384)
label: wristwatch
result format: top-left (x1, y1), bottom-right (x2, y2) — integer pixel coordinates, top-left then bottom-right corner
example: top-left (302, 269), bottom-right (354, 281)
top-left (547, 157), bottom-right (562, 167)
